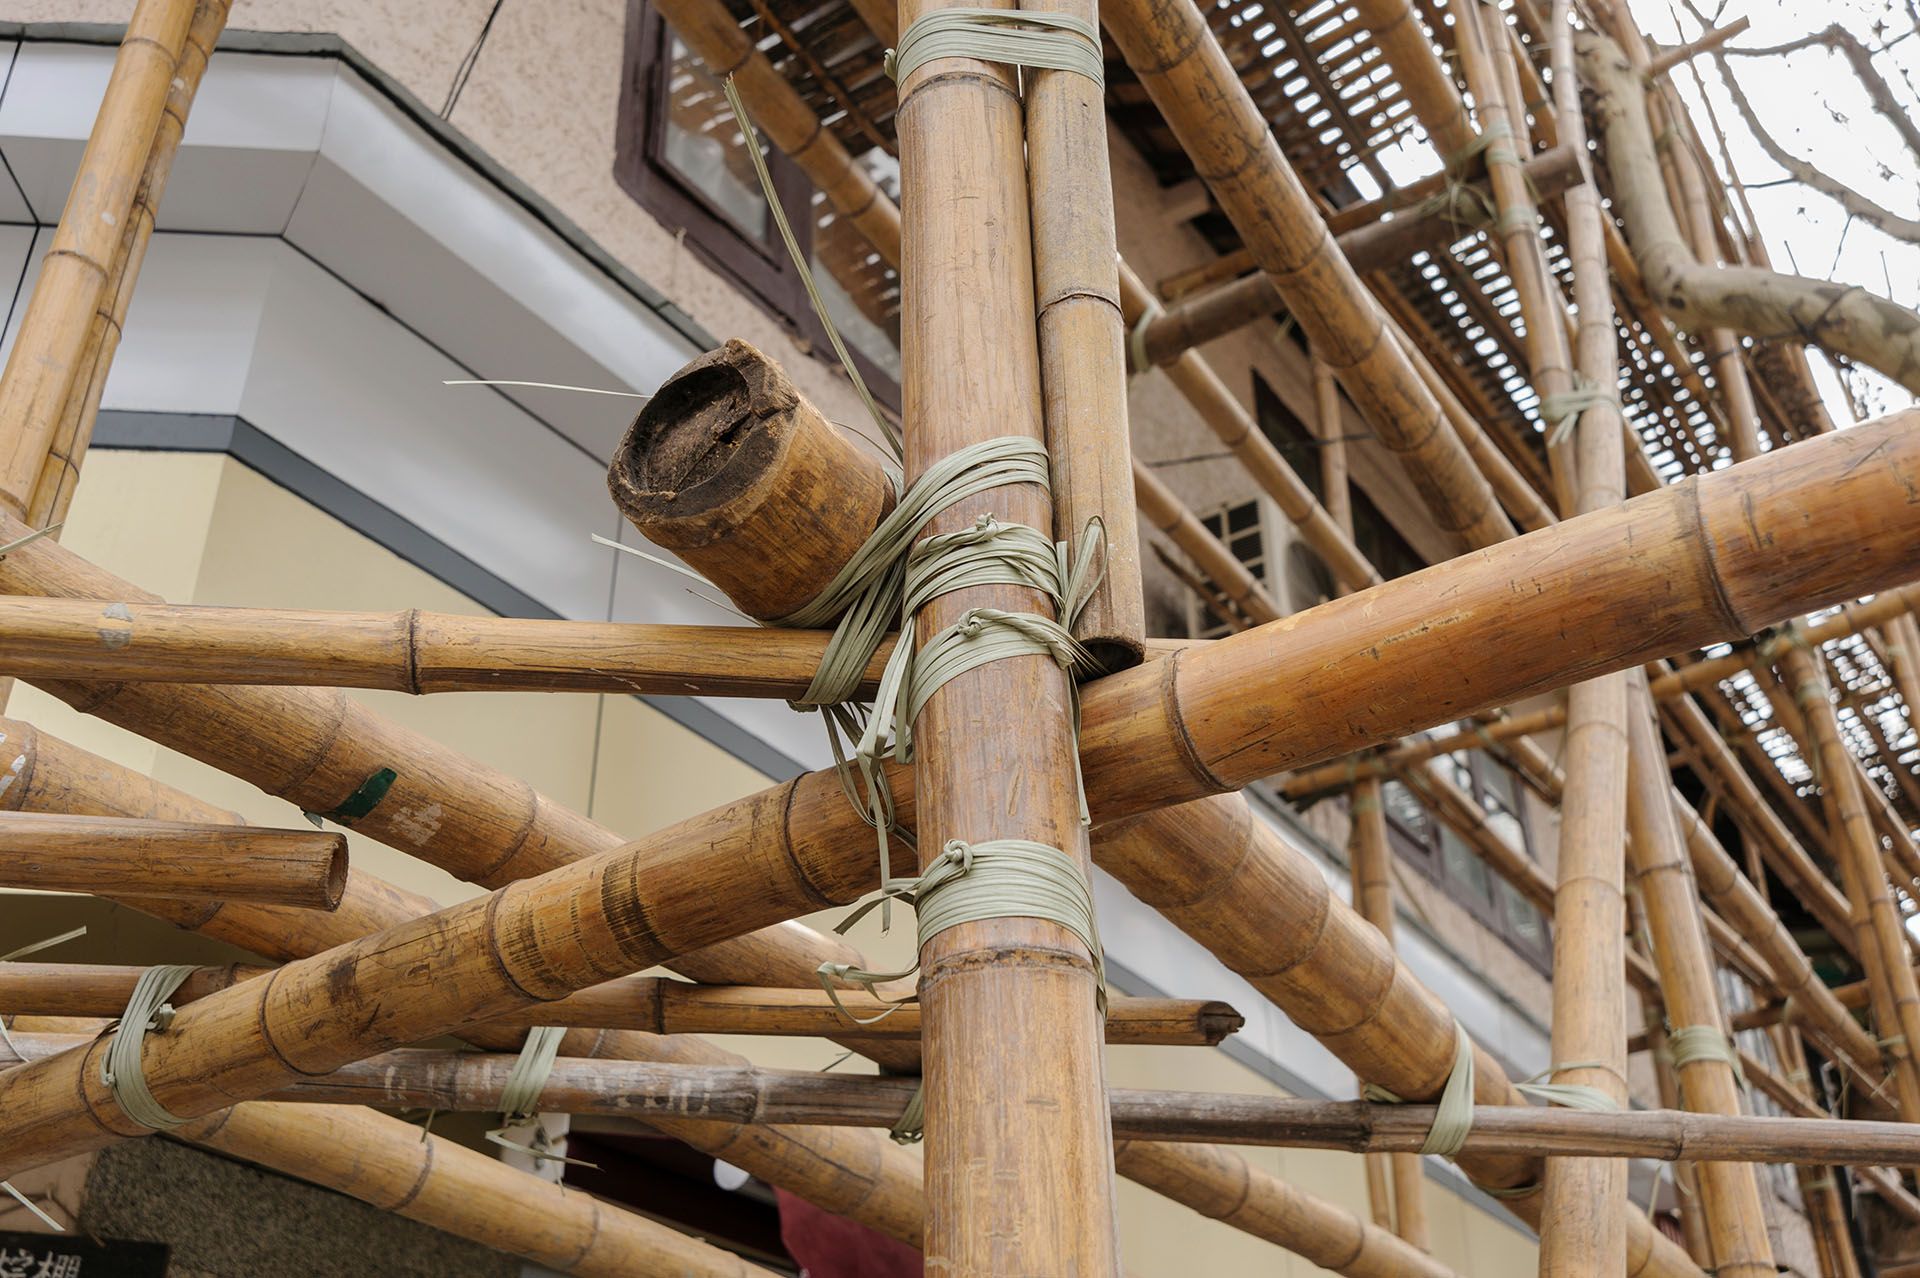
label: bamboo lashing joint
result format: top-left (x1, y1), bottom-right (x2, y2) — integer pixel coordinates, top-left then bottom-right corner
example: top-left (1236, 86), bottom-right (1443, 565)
top-left (883, 9), bottom-right (1102, 87)
top-left (99, 963), bottom-right (198, 1131)
top-left (485, 1025), bottom-right (593, 1167)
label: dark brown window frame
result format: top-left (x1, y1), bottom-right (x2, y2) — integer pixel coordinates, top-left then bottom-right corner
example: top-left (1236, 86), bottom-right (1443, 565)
top-left (615, 0), bottom-right (901, 409)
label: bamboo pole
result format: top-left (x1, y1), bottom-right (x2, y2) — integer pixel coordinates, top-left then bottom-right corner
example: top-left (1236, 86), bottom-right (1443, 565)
top-left (0, 0), bottom-right (197, 517)
top-left (1536, 1), bottom-right (1632, 1263)
top-left (1101, 0), bottom-right (1518, 551)
top-left (1623, 673), bottom-right (1777, 1278)
top-left (892, 4), bottom-right (1118, 1269)
top-left (0, 964), bottom-right (1241, 1047)
top-left (1779, 641), bottom-right (1920, 1121)
top-left (1313, 358), bottom-right (1352, 554)
top-left (0, 811), bottom-right (346, 908)
top-left (1020, 0), bottom-right (1144, 668)
top-left (1127, 145), bottom-right (1584, 369)
top-left (25, 0), bottom-right (234, 529)
top-left (1283, 708), bottom-right (1569, 800)
top-left (187, 1102), bottom-right (773, 1278)
top-left (1348, 779), bottom-right (1430, 1248)
top-left (1771, 1024), bottom-right (1866, 1278)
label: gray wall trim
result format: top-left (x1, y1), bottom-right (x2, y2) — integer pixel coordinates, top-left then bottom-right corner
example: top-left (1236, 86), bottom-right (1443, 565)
top-left (0, 22), bottom-right (717, 355)
top-left (90, 409), bottom-right (808, 783)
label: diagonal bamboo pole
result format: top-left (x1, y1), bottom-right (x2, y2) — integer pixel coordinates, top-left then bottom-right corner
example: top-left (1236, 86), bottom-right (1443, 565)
top-left (26, 0), bottom-right (234, 529)
top-left (184, 1102), bottom-right (776, 1278)
top-left (0, 811), bottom-right (346, 907)
top-left (1100, 0), bottom-right (1516, 550)
top-left (1536, 2), bottom-right (1632, 1266)
top-left (892, 5), bottom-right (1118, 1268)
top-left (1779, 641), bottom-right (1920, 1122)
top-left (0, 0), bottom-right (197, 518)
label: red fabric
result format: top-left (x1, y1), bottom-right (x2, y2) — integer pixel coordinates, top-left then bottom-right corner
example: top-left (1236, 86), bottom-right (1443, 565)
top-left (775, 1188), bottom-right (921, 1278)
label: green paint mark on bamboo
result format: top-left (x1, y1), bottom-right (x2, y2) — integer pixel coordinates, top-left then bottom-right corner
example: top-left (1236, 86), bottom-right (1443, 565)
top-left (326, 767), bottom-right (398, 824)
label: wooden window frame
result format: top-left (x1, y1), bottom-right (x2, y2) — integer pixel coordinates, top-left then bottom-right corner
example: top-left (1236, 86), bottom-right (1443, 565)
top-left (615, 1), bottom-right (900, 408)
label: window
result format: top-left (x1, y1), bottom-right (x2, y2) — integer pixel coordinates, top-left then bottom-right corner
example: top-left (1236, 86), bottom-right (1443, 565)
top-left (1184, 498), bottom-right (1268, 638)
top-left (1381, 746), bottom-right (1551, 970)
top-left (617, 4), bottom-right (902, 398)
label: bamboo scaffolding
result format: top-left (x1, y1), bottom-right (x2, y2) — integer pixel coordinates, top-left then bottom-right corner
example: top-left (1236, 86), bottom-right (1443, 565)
top-left (1649, 588), bottom-right (1920, 699)
top-left (1126, 145), bottom-right (1583, 369)
top-left (1770, 1024), bottom-right (1865, 1278)
top-left (1118, 264), bottom-right (1383, 596)
top-left (26, 0), bottom-right (233, 529)
top-left (1537, 1), bottom-right (1633, 1264)
top-left (1101, 0), bottom-right (1518, 551)
top-left (0, 0), bottom-right (196, 517)
top-left (0, 811), bottom-right (346, 908)
top-left (1738, 1044), bottom-right (1920, 1225)
top-left (892, 4), bottom-right (1119, 1268)
top-left (0, 964), bottom-right (1241, 1047)
top-left (1021, 0), bottom-right (1143, 666)
top-left (1451, 0), bottom-right (1578, 516)
top-left (1624, 673), bottom-right (1778, 1278)
top-left (1132, 463), bottom-right (1284, 624)
top-left (0, 717), bottom-right (930, 1247)
top-left (1282, 708), bottom-right (1569, 801)
top-left (1642, 1018), bottom-right (1712, 1263)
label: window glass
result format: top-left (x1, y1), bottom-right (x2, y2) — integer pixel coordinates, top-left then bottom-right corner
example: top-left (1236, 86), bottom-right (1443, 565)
top-left (808, 152), bottom-right (901, 380)
top-left (659, 35), bottom-right (770, 241)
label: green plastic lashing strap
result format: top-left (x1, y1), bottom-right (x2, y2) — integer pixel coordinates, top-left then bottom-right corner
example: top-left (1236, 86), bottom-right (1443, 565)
top-left (486, 1025), bottom-right (597, 1167)
top-left (891, 1081), bottom-right (927, 1145)
top-left (818, 837), bottom-right (1107, 1026)
top-left (100, 963), bottom-right (199, 1131)
top-left (325, 767), bottom-right (398, 824)
top-left (1514, 1061), bottom-right (1626, 1114)
top-left (884, 9), bottom-right (1103, 87)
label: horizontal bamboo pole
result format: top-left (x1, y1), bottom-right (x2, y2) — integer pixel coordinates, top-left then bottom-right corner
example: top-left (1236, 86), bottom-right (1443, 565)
top-left (0, 811), bottom-right (345, 908)
top-left (1129, 145), bottom-right (1585, 368)
top-left (12, 1030), bottom-right (1913, 1167)
top-left (0, 964), bottom-right (1241, 1047)
top-left (0, 601), bottom-right (1197, 698)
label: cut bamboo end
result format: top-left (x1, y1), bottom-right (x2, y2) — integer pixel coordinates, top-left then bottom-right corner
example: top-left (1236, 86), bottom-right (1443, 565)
top-left (607, 338), bottom-right (893, 621)
top-left (0, 811), bottom-right (347, 909)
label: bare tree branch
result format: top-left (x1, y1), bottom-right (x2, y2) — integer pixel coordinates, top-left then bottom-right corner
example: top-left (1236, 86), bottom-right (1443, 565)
top-left (1722, 23), bottom-right (1920, 165)
top-left (1582, 30), bottom-right (1920, 394)
top-left (1707, 48), bottom-right (1920, 244)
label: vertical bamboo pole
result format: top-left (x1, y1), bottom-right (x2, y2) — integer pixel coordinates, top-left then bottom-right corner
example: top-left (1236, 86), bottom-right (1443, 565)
top-left (1624, 672), bottom-right (1776, 1278)
top-left (0, 0), bottom-right (196, 517)
top-left (1779, 640), bottom-right (1920, 1122)
top-left (26, 0), bottom-right (233, 529)
top-left (1536, 7), bottom-right (1631, 1271)
top-left (1312, 356), bottom-right (1352, 554)
top-left (894, 6), bottom-right (1119, 1271)
top-left (1771, 1024), bottom-right (1864, 1278)
top-left (1349, 778), bottom-right (1430, 1248)
top-left (1021, 0), bottom-right (1144, 669)
top-left (1642, 1017), bottom-right (1713, 1264)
